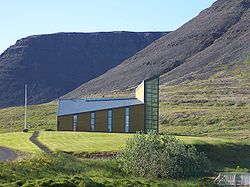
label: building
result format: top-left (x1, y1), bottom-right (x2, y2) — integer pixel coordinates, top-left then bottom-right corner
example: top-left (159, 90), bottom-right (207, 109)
top-left (214, 172), bottom-right (250, 186)
top-left (57, 76), bottom-right (159, 133)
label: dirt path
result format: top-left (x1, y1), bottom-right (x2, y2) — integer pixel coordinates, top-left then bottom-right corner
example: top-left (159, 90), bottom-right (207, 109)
top-left (0, 147), bottom-right (17, 162)
top-left (30, 131), bottom-right (53, 154)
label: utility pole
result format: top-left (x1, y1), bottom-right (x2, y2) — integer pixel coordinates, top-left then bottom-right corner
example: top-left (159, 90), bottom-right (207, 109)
top-left (23, 84), bottom-right (28, 132)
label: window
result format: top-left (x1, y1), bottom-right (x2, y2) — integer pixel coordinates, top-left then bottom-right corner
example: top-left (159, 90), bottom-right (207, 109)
top-left (73, 115), bottom-right (78, 131)
top-left (108, 110), bottom-right (112, 132)
top-left (145, 77), bottom-right (159, 132)
top-left (90, 112), bottom-right (95, 131)
top-left (125, 107), bottom-right (130, 132)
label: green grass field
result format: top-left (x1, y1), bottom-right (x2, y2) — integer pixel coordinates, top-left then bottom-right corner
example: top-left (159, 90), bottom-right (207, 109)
top-left (0, 131), bottom-right (238, 153)
top-left (39, 131), bottom-right (247, 153)
top-left (38, 131), bottom-right (132, 153)
top-left (38, 131), bottom-right (238, 152)
top-left (0, 132), bottom-right (40, 153)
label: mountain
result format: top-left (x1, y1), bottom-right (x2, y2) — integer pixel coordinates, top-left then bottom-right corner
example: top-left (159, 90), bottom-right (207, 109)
top-left (0, 31), bottom-right (167, 108)
top-left (65, 0), bottom-right (249, 98)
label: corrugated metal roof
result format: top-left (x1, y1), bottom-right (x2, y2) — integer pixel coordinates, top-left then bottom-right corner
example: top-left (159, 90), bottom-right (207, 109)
top-left (57, 98), bottom-right (144, 116)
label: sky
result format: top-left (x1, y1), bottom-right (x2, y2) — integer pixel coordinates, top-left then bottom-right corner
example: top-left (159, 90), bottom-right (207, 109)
top-left (0, 0), bottom-right (216, 54)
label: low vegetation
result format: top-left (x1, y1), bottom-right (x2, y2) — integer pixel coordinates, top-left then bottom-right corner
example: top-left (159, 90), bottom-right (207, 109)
top-left (160, 103), bottom-right (250, 140)
top-left (118, 132), bottom-right (210, 179)
top-left (0, 153), bottom-right (213, 187)
top-left (160, 61), bottom-right (250, 141)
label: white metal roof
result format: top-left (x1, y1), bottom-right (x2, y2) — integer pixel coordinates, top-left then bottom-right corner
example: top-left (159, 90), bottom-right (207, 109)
top-left (57, 98), bottom-right (144, 116)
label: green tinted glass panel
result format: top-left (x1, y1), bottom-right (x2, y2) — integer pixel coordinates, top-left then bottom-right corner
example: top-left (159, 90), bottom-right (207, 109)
top-left (145, 77), bottom-right (159, 132)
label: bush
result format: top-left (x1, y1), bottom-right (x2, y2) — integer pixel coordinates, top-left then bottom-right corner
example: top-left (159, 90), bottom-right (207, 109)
top-left (118, 132), bottom-right (210, 179)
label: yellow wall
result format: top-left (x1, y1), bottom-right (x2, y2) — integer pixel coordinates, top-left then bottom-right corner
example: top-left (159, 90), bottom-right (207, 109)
top-left (57, 115), bottom-right (73, 131)
top-left (130, 104), bottom-right (145, 133)
top-left (112, 107), bottom-right (125, 132)
top-left (78, 112), bottom-right (91, 131)
top-left (57, 104), bottom-right (145, 133)
top-left (95, 110), bottom-right (108, 132)
top-left (135, 81), bottom-right (145, 102)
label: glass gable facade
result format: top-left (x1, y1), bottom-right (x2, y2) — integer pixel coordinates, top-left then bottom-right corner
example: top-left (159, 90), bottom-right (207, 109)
top-left (144, 76), bottom-right (159, 132)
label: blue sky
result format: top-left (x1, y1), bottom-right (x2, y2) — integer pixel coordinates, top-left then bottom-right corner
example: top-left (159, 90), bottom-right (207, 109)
top-left (0, 0), bottom-right (216, 54)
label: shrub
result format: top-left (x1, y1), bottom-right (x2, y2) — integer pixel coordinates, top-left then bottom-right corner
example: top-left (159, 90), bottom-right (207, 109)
top-left (118, 132), bottom-right (210, 179)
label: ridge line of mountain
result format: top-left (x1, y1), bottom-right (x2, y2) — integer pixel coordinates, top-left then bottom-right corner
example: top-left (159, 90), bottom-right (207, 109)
top-left (0, 31), bottom-right (167, 108)
top-left (64, 0), bottom-right (249, 98)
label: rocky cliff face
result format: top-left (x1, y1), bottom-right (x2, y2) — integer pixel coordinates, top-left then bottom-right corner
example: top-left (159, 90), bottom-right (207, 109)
top-left (66, 0), bottom-right (249, 98)
top-left (0, 31), bottom-right (167, 108)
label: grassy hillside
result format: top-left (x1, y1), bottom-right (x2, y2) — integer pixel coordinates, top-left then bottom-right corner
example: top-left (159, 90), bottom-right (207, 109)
top-left (160, 60), bottom-right (250, 140)
top-left (0, 86), bottom-right (249, 141)
top-left (0, 61), bottom-right (249, 140)
top-left (0, 102), bottom-right (57, 134)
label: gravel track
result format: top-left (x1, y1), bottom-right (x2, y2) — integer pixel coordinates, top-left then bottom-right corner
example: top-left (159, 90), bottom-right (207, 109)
top-left (30, 131), bottom-right (53, 154)
top-left (0, 147), bottom-right (17, 162)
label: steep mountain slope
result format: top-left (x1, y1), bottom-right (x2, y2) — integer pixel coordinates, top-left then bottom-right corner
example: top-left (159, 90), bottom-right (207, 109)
top-left (0, 31), bottom-right (166, 108)
top-left (66, 0), bottom-right (249, 98)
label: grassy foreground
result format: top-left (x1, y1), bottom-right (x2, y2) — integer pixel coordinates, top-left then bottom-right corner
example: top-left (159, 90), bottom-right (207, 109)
top-left (0, 153), bottom-right (214, 187)
top-left (0, 131), bottom-right (239, 153)
top-left (36, 132), bottom-right (250, 172)
top-left (0, 132), bottom-right (40, 153)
